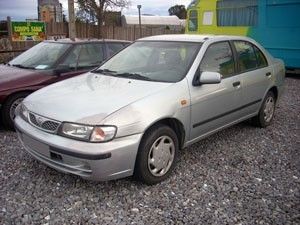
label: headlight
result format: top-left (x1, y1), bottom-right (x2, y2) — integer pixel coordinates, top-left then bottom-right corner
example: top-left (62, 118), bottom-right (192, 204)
top-left (59, 122), bottom-right (117, 142)
top-left (20, 104), bottom-right (29, 122)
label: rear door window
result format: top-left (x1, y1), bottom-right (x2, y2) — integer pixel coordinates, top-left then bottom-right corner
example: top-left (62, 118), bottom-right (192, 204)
top-left (233, 41), bottom-right (257, 72)
top-left (253, 45), bottom-right (268, 68)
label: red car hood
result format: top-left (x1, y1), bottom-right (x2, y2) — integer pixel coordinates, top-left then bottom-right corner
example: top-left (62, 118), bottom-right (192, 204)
top-left (0, 64), bottom-right (50, 91)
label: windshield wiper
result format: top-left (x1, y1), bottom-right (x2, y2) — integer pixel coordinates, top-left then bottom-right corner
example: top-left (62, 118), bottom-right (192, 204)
top-left (92, 69), bottom-right (116, 75)
top-left (115, 72), bottom-right (152, 81)
top-left (11, 64), bottom-right (35, 69)
top-left (92, 70), bottom-right (153, 81)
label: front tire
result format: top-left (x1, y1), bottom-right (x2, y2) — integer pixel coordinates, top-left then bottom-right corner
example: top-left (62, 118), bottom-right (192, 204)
top-left (134, 125), bottom-right (179, 185)
top-left (252, 91), bottom-right (276, 128)
top-left (1, 93), bottom-right (29, 130)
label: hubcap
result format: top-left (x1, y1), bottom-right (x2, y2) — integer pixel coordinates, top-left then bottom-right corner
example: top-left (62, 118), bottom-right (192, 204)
top-left (9, 98), bottom-right (24, 121)
top-left (148, 135), bottom-right (175, 177)
top-left (263, 96), bottom-right (275, 123)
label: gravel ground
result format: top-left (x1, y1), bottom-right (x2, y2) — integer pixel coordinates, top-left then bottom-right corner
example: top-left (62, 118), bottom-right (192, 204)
top-left (1, 77), bottom-right (299, 225)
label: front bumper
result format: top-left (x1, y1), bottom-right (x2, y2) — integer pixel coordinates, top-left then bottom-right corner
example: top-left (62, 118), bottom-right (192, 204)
top-left (14, 115), bottom-right (143, 181)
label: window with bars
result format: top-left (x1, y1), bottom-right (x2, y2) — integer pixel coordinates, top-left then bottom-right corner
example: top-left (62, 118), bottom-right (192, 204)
top-left (217, 0), bottom-right (258, 26)
top-left (188, 10), bottom-right (198, 31)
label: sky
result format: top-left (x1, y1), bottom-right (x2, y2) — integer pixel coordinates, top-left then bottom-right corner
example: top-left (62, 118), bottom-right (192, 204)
top-left (0, 0), bottom-right (192, 21)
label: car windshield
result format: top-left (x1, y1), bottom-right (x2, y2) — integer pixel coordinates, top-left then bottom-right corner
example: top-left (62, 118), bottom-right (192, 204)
top-left (93, 41), bottom-right (201, 82)
top-left (9, 42), bottom-right (71, 70)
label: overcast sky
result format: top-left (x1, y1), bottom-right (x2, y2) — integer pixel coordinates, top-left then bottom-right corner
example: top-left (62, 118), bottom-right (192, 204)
top-left (0, 0), bottom-right (191, 21)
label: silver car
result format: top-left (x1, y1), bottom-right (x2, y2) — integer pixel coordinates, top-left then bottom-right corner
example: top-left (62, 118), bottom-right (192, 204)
top-left (14, 35), bottom-right (285, 184)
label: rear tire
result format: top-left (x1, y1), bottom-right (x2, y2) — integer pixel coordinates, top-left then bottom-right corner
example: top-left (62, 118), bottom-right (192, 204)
top-left (134, 124), bottom-right (179, 185)
top-left (1, 93), bottom-right (29, 130)
top-left (252, 91), bottom-right (276, 128)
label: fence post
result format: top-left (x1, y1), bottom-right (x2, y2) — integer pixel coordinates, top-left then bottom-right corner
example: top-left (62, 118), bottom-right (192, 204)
top-left (68, 0), bottom-right (76, 39)
top-left (85, 20), bottom-right (88, 38)
top-left (7, 16), bottom-right (12, 42)
top-left (45, 22), bottom-right (48, 39)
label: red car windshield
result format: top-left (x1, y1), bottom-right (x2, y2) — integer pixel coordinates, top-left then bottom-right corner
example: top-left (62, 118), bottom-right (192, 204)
top-left (9, 42), bottom-right (71, 70)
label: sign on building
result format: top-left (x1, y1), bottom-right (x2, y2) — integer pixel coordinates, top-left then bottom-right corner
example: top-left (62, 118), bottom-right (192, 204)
top-left (11, 21), bottom-right (46, 41)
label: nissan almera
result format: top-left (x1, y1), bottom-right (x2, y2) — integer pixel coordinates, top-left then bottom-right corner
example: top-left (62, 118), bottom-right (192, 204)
top-left (14, 35), bottom-right (285, 184)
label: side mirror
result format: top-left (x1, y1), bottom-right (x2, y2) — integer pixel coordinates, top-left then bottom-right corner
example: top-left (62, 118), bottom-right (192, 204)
top-left (54, 65), bottom-right (71, 75)
top-left (199, 71), bottom-right (222, 84)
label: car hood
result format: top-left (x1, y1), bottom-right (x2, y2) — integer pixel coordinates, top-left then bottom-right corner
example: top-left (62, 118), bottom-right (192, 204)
top-left (24, 72), bottom-right (172, 124)
top-left (0, 64), bottom-right (45, 91)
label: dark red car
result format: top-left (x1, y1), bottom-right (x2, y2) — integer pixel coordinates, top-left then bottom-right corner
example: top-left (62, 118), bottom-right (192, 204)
top-left (0, 38), bottom-right (130, 129)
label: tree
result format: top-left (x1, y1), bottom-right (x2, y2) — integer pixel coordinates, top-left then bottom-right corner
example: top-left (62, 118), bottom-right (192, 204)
top-left (76, 6), bottom-right (97, 24)
top-left (76, 0), bottom-right (130, 36)
top-left (168, 5), bottom-right (187, 19)
top-left (63, 14), bottom-right (67, 22)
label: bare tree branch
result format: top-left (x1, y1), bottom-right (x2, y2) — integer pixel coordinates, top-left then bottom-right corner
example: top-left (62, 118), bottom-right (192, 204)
top-left (76, 0), bottom-right (130, 36)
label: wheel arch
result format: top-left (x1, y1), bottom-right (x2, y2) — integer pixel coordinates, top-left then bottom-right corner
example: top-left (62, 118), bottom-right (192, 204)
top-left (1, 90), bottom-right (33, 106)
top-left (268, 86), bottom-right (278, 101)
top-left (1, 90), bottom-right (33, 129)
top-left (141, 117), bottom-right (186, 149)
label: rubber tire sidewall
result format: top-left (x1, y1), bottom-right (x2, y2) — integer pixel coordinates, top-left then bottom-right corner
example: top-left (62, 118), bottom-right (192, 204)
top-left (1, 92), bottom-right (29, 130)
top-left (134, 125), bottom-right (179, 185)
top-left (253, 91), bottom-right (276, 128)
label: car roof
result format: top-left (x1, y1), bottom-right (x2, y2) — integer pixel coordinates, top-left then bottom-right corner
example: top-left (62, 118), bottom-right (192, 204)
top-left (45, 38), bottom-right (131, 44)
top-left (138, 34), bottom-right (255, 43)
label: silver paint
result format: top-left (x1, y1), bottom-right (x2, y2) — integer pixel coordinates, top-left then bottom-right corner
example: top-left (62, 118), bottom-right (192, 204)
top-left (14, 35), bottom-right (285, 181)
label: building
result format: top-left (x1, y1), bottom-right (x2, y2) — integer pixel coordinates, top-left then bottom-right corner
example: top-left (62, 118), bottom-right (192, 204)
top-left (38, 0), bottom-right (63, 22)
top-left (185, 0), bottom-right (300, 69)
top-left (121, 15), bottom-right (184, 31)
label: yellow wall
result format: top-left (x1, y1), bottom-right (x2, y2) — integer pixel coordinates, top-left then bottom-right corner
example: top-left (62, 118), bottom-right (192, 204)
top-left (186, 0), bottom-right (249, 36)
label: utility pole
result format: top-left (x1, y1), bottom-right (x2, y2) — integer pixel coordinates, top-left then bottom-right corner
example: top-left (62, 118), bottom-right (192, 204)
top-left (137, 5), bottom-right (142, 38)
top-left (7, 16), bottom-right (12, 42)
top-left (68, 0), bottom-right (76, 39)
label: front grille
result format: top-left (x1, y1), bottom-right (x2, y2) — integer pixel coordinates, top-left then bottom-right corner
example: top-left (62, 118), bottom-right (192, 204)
top-left (41, 120), bottom-right (60, 131)
top-left (28, 112), bottom-right (60, 133)
top-left (29, 113), bottom-right (38, 125)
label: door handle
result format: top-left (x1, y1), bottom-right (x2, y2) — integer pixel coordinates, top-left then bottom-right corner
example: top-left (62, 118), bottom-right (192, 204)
top-left (266, 72), bottom-right (272, 77)
top-left (232, 81), bottom-right (241, 87)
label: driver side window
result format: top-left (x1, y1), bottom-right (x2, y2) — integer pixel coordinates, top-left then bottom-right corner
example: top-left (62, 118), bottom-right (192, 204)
top-left (59, 44), bottom-right (104, 71)
top-left (59, 45), bottom-right (80, 70)
top-left (200, 42), bottom-right (235, 78)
